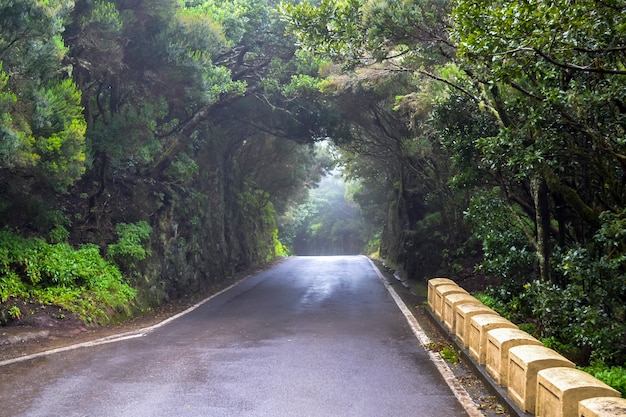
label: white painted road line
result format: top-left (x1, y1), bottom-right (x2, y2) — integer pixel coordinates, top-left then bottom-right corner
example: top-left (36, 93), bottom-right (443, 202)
top-left (366, 257), bottom-right (484, 417)
top-left (0, 276), bottom-right (250, 367)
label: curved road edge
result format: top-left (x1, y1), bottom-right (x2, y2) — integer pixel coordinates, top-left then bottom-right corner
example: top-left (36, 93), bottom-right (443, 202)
top-left (364, 256), bottom-right (484, 417)
top-left (2, 255), bottom-right (484, 417)
top-left (0, 276), bottom-right (250, 368)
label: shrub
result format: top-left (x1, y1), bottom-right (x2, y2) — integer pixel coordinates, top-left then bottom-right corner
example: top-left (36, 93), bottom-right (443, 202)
top-left (49, 225), bottom-right (69, 243)
top-left (107, 221), bottom-right (152, 265)
top-left (0, 228), bottom-right (136, 324)
top-left (484, 278), bottom-right (625, 365)
top-left (8, 305), bottom-right (21, 320)
top-left (474, 280), bottom-right (532, 324)
top-left (272, 229), bottom-right (289, 258)
top-left (581, 362), bottom-right (626, 396)
top-left (0, 271), bottom-right (28, 302)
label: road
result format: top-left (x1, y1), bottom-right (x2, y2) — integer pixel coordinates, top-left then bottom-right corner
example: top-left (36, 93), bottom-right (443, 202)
top-left (0, 256), bottom-right (470, 417)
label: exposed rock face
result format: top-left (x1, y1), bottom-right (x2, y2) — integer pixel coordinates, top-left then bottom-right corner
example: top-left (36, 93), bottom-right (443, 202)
top-left (68, 141), bottom-right (277, 309)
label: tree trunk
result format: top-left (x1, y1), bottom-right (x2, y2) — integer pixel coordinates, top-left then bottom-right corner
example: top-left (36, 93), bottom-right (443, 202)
top-left (532, 175), bottom-right (551, 282)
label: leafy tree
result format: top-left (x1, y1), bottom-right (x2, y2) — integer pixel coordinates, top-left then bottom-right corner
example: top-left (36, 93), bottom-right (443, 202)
top-left (0, 63), bottom-right (18, 164)
top-left (449, 0), bottom-right (626, 364)
top-left (32, 79), bottom-right (87, 190)
top-left (0, 0), bottom-right (87, 191)
top-left (452, 0), bottom-right (626, 282)
top-left (281, 0), bottom-right (626, 283)
top-left (0, 0), bottom-right (335, 317)
top-left (280, 0), bottom-right (453, 70)
top-left (291, 174), bottom-right (367, 255)
top-left (280, 0), bottom-right (480, 278)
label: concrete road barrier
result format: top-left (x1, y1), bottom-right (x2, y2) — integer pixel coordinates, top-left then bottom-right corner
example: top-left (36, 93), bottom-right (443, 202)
top-left (426, 278), bottom-right (625, 417)
top-left (443, 293), bottom-right (480, 334)
top-left (508, 344), bottom-right (576, 414)
top-left (433, 284), bottom-right (468, 321)
top-left (455, 302), bottom-right (496, 348)
top-left (427, 278), bottom-right (456, 311)
top-left (536, 367), bottom-right (620, 417)
top-left (579, 397), bottom-right (626, 417)
top-left (485, 327), bottom-right (542, 387)
top-left (468, 313), bottom-right (517, 365)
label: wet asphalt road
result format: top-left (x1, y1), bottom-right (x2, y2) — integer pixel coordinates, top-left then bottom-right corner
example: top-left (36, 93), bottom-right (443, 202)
top-left (0, 256), bottom-right (469, 417)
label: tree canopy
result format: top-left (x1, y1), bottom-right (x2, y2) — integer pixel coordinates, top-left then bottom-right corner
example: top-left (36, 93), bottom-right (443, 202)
top-left (281, 0), bottom-right (626, 366)
top-left (0, 0), bottom-right (332, 325)
top-left (1, 0), bottom-right (625, 370)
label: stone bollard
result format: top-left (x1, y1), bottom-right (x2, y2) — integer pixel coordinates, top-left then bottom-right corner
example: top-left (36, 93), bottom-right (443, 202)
top-left (455, 303), bottom-right (496, 348)
top-left (433, 284), bottom-right (468, 321)
top-left (468, 313), bottom-right (517, 365)
top-left (579, 397), bottom-right (626, 417)
top-left (443, 293), bottom-right (480, 334)
top-left (507, 345), bottom-right (576, 414)
top-left (536, 367), bottom-right (620, 417)
top-left (427, 278), bottom-right (456, 312)
top-left (485, 327), bottom-right (542, 387)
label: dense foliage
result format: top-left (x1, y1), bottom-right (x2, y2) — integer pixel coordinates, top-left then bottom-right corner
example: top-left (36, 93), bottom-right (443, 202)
top-left (280, 0), bottom-right (626, 369)
top-left (0, 0), bottom-right (331, 325)
top-left (284, 173), bottom-right (367, 255)
top-left (0, 227), bottom-right (138, 324)
top-left (1, 0), bottom-right (624, 379)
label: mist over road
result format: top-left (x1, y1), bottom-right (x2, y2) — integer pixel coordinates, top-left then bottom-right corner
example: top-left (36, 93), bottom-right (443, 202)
top-left (0, 256), bottom-right (469, 416)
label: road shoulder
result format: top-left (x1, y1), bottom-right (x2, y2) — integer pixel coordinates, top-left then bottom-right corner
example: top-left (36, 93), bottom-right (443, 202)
top-left (368, 258), bottom-right (513, 417)
top-left (2, 256), bottom-right (512, 417)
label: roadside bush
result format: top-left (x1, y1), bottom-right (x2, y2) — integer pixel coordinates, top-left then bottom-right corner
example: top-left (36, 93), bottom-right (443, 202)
top-left (581, 362), bottom-right (626, 396)
top-left (474, 280), bottom-right (533, 324)
top-left (107, 221), bottom-right (152, 265)
top-left (0, 271), bottom-right (28, 302)
top-left (482, 278), bottom-right (625, 366)
top-left (0, 228), bottom-right (136, 324)
top-left (543, 213), bottom-right (626, 366)
top-left (477, 209), bottom-right (626, 367)
top-left (272, 229), bottom-right (289, 258)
